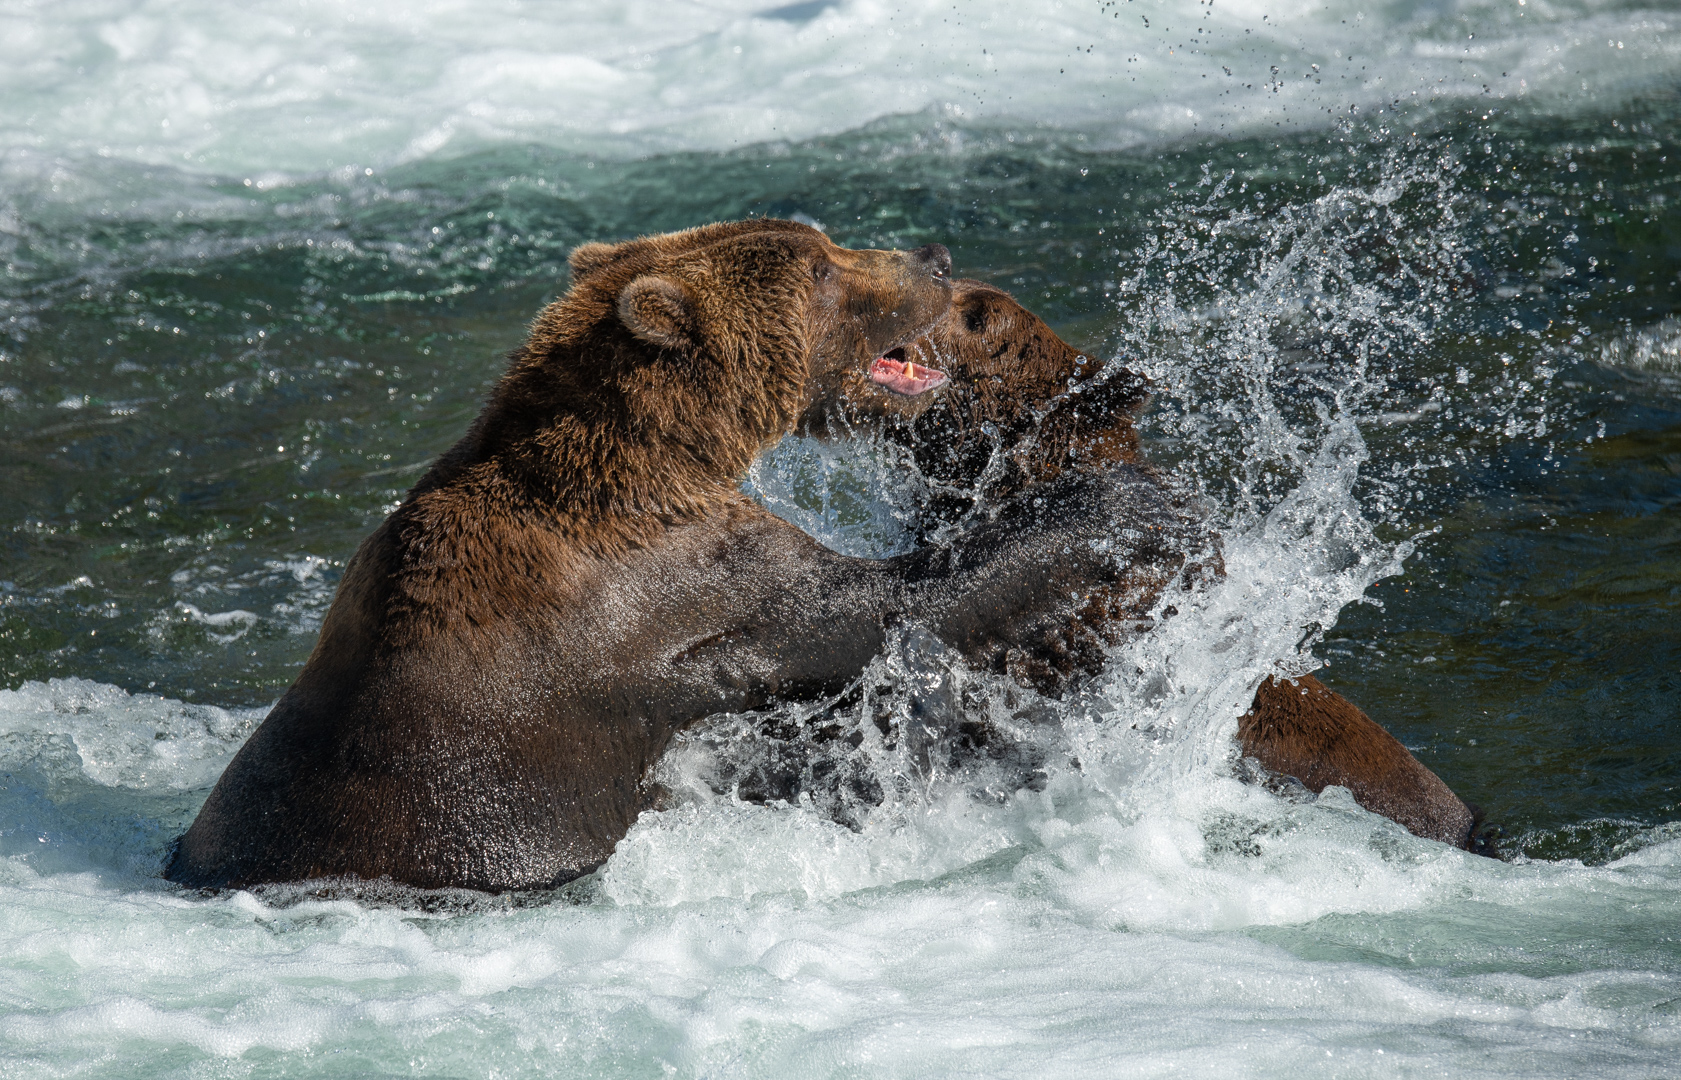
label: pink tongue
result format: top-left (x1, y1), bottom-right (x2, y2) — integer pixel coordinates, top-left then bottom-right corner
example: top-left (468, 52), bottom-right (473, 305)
top-left (869, 356), bottom-right (948, 396)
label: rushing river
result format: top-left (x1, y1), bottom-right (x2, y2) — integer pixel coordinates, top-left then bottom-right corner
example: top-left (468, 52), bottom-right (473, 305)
top-left (3, 1), bottom-right (1680, 1076)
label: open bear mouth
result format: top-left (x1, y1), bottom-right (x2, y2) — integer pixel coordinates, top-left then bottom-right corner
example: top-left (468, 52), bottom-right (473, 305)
top-left (869, 347), bottom-right (948, 396)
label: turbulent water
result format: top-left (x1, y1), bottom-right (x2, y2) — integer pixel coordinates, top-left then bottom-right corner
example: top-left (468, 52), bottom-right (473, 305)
top-left (3, 1), bottom-right (1681, 1076)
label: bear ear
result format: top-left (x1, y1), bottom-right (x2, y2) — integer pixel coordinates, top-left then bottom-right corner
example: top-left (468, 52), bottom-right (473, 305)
top-left (618, 275), bottom-right (696, 351)
top-left (961, 296), bottom-right (991, 336)
top-left (568, 241), bottom-right (617, 280)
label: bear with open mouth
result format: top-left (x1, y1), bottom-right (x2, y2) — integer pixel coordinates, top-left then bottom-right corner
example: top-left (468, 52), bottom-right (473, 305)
top-left (167, 221), bottom-right (1195, 893)
top-left (812, 278), bottom-right (1479, 850)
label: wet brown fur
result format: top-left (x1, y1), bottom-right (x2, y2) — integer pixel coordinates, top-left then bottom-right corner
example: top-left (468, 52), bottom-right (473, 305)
top-left (1238, 674), bottom-right (1472, 845)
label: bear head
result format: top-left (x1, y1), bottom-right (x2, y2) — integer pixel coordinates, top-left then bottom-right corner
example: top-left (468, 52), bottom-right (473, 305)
top-left (472, 219), bottom-right (953, 521)
top-left (807, 278), bottom-right (1151, 515)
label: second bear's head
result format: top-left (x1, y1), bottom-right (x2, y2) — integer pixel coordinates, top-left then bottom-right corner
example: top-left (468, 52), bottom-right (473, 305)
top-left (808, 280), bottom-right (1150, 489)
top-left (513, 219), bottom-right (952, 478)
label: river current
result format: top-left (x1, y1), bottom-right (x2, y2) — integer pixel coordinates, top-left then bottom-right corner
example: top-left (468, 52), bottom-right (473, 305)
top-left (2, 1), bottom-right (1679, 1076)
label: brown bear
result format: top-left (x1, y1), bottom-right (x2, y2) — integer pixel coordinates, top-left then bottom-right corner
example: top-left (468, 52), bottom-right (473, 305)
top-left (816, 279), bottom-right (1477, 849)
top-left (167, 221), bottom-right (1197, 893)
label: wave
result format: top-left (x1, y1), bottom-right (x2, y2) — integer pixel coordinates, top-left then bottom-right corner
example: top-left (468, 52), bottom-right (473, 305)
top-left (1, 0), bottom-right (1677, 181)
top-left (1599, 318), bottom-right (1681, 375)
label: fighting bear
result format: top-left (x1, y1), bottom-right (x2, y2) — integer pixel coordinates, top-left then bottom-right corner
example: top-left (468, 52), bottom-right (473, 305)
top-left (167, 221), bottom-right (1190, 892)
top-left (819, 278), bottom-right (1477, 849)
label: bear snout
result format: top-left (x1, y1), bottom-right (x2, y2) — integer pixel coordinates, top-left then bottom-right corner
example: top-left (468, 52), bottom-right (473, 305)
top-left (913, 243), bottom-right (952, 282)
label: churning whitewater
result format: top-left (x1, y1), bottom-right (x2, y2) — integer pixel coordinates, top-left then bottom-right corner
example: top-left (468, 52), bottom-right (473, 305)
top-left (3, 0), bottom-right (1680, 1077)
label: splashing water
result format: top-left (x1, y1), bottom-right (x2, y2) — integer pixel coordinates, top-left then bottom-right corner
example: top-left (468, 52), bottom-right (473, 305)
top-left (651, 136), bottom-right (1537, 913)
top-left (1601, 318), bottom-right (1681, 376)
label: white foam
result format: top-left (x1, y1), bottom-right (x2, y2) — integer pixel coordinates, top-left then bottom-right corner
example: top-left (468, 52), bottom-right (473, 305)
top-left (0, 726), bottom-right (1675, 1077)
top-left (0, 677), bottom-right (264, 793)
top-left (601, 791), bottom-right (1024, 906)
top-left (1609, 827), bottom-right (1681, 868)
top-left (1, 0), bottom-right (1676, 180)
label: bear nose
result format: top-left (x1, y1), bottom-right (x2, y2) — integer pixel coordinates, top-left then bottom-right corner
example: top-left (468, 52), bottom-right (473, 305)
top-left (913, 243), bottom-right (952, 282)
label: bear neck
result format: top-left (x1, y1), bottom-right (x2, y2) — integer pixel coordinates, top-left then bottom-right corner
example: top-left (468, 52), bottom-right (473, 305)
top-left (409, 344), bottom-right (791, 544)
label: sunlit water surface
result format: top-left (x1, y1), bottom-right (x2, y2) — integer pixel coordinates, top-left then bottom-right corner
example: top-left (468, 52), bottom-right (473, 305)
top-left (2, 1), bottom-right (1679, 1076)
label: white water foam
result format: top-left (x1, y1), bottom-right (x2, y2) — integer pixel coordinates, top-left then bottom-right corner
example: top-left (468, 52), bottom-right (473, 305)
top-left (0, 677), bottom-right (263, 794)
top-left (0, 678), bottom-right (264, 884)
top-left (0, 0), bottom-right (1677, 181)
top-left (3, 668), bottom-right (1679, 1076)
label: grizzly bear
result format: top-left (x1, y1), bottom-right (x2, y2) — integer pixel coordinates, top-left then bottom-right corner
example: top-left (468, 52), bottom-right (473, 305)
top-left (167, 221), bottom-right (1196, 893)
top-left (818, 279), bottom-right (1477, 849)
